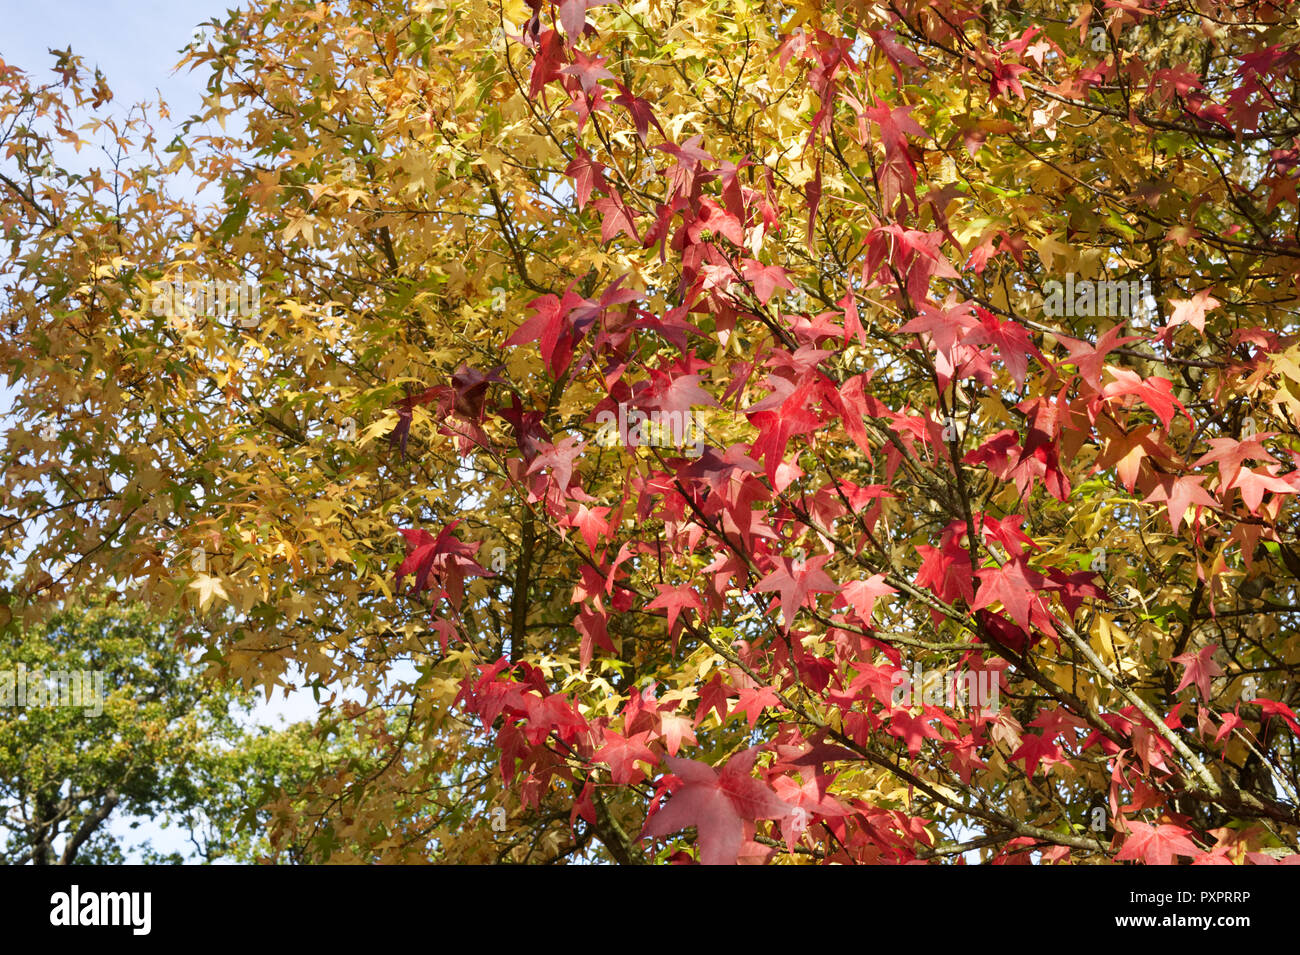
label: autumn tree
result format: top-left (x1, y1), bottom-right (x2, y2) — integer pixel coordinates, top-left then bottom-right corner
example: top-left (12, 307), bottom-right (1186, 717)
top-left (4, 0), bottom-right (1300, 863)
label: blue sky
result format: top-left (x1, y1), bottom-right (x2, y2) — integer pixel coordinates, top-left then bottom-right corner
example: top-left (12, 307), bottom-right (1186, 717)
top-left (2, 0), bottom-right (218, 120)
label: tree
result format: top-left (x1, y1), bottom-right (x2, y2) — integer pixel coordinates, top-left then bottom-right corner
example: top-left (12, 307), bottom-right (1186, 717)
top-left (3, 0), bottom-right (1300, 863)
top-left (0, 599), bottom-right (349, 864)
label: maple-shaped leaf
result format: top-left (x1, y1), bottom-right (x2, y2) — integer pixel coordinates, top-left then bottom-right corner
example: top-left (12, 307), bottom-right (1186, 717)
top-left (522, 692), bottom-right (587, 744)
top-left (695, 674), bottom-right (733, 726)
top-left (1115, 821), bottom-right (1201, 865)
top-left (678, 443), bottom-right (762, 492)
top-left (1142, 475), bottom-right (1217, 534)
top-left (395, 525), bottom-right (450, 593)
top-left (944, 736), bottom-right (988, 785)
top-left (836, 574), bottom-right (897, 624)
top-left (740, 258), bottom-right (795, 304)
top-left (560, 49), bottom-right (615, 94)
top-left (565, 148), bottom-right (608, 210)
top-left (569, 502), bottom-right (610, 554)
top-left (864, 99), bottom-right (926, 157)
top-left (972, 557), bottom-right (1046, 632)
top-left (1054, 326), bottom-right (1142, 389)
top-left (190, 573), bottom-right (228, 610)
top-left (771, 774), bottom-right (851, 852)
top-left (687, 196), bottom-right (745, 246)
top-left (527, 27), bottom-right (569, 98)
top-left (613, 82), bottom-right (663, 145)
top-left (574, 605), bottom-right (615, 671)
top-left (770, 738), bottom-right (859, 780)
top-left (505, 287), bottom-right (586, 376)
top-left (752, 554), bottom-right (837, 629)
top-left (657, 135), bottom-right (714, 198)
top-left (732, 685), bottom-right (782, 728)
top-left (867, 28), bottom-right (923, 82)
top-left (1225, 465), bottom-right (1295, 514)
top-left (1171, 644), bottom-right (1223, 699)
top-left (595, 728), bottom-right (657, 784)
top-left (557, 0), bottom-right (610, 39)
top-left (884, 707), bottom-right (943, 757)
top-left (1008, 733), bottom-right (1067, 777)
top-left (1214, 708), bottom-right (1246, 745)
top-left (898, 297), bottom-right (980, 361)
top-left (449, 364), bottom-right (501, 421)
top-left (592, 193), bottom-right (641, 243)
top-left (396, 522), bottom-right (489, 608)
top-left (915, 540), bottom-right (977, 608)
top-left (641, 748), bottom-right (793, 864)
top-left (966, 307), bottom-right (1041, 388)
top-left (1165, 288), bottom-right (1220, 333)
top-left (646, 581), bottom-right (704, 638)
top-left (656, 709), bottom-right (697, 757)
top-left (1251, 698), bottom-right (1300, 736)
top-left (526, 435), bottom-right (584, 493)
top-left (388, 385), bottom-right (446, 459)
top-left (637, 370), bottom-right (716, 415)
top-left (988, 60), bottom-right (1029, 100)
top-left (1191, 434), bottom-right (1276, 489)
top-left (1102, 367), bottom-right (1189, 429)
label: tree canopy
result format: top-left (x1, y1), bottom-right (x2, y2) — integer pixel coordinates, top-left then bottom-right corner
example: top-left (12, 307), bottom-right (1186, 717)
top-left (3, 0), bottom-right (1300, 864)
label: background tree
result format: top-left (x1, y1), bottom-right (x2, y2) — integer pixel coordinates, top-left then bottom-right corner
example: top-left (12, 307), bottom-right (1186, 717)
top-left (0, 598), bottom-right (352, 864)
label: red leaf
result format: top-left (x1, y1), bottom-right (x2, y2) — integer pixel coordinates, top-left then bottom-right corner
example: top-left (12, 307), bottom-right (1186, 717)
top-left (574, 606), bottom-right (614, 671)
top-left (836, 574), bottom-right (897, 624)
top-left (1192, 435), bottom-right (1276, 490)
top-left (395, 522), bottom-right (489, 608)
top-left (1102, 368), bottom-right (1188, 429)
top-left (972, 557), bottom-right (1045, 632)
top-left (592, 193), bottom-right (641, 243)
top-left (740, 259), bottom-right (795, 304)
top-left (732, 685), bottom-right (782, 728)
top-left (569, 503), bottom-right (611, 555)
top-left (752, 554), bottom-right (837, 629)
top-left (565, 148), bottom-right (608, 210)
top-left (560, 49), bottom-right (615, 94)
top-left (646, 582), bottom-right (704, 638)
top-left (641, 749), bottom-right (793, 864)
top-left (505, 288), bottom-right (585, 375)
top-left (1142, 475), bottom-right (1217, 534)
top-left (558, 0), bottom-right (611, 40)
top-left (1115, 822), bottom-right (1201, 866)
top-left (613, 83), bottom-right (663, 145)
top-left (805, 162), bottom-right (822, 253)
top-left (1008, 733), bottom-right (1067, 778)
top-left (1171, 644), bottom-right (1224, 699)
top-left (595, 729), bottom-right (656, 784)
top-left (526, 435), bottom-right (584, 493)
top-left (1252, 698), bottom-right (1300, 736)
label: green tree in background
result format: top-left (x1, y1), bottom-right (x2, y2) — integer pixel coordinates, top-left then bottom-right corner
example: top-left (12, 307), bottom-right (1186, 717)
top-left (0, 598), bottom-right (351, 863)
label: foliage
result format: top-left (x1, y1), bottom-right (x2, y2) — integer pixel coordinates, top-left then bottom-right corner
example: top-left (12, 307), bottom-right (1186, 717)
top-left (4, 0), bottom-right (1300, 863)
top-left (0, 600), bottom-right (349, 864)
